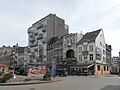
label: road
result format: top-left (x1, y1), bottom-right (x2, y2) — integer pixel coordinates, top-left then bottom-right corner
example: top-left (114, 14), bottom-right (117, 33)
top-left (1, 76), bottom-right (120, 90)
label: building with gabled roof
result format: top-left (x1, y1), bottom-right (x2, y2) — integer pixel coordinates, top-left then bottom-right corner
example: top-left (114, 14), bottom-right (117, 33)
top-left (76, 29), bottom-right (110, 75)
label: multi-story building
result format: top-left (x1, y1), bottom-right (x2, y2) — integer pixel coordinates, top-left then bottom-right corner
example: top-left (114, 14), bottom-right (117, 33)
top-left (47, 36), bottom-right (63, 65)
top-left (15, 46), bottom-right (29, 66)
top-left (0, 44), bottom-right (29, 67)
top-left (0, 45), bottom-right (16, 66)
top-left (111, 57), bottom-right (120, 74)
top-left (106, 44), bottom-right (112, 65)
top-left (63, 33), bottom-right (83, 64)
top-left (27, 14), bottom-right (69, 64)
top-left (47, 33), bottom-right (83, 74)
top-left (47, 36), bottom-right (59, 64)
top-left (77, 29), bottom-right (110, 75)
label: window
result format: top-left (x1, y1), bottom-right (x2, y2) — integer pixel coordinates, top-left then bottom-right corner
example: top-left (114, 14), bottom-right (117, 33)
top-left (84, 55), bottom-right (87, 61)
top-left (89, 45), bottom-right (93, 51)
top-left (67, 39), bottom-right (69, 44)
top-left (89, 54), bottom-right (93, 61)
top-left (104, 66), bottom-right (106, 71)
top-left (79, 55), bottom-right (82, 61)
top-left (84, 45), bottom-right (88, 51)
top-left (107, 66), bottom-right (109, 71)
top-left (103, 50), bottom-right (105, 54)
top-left (97, 65), bottom-right (100, 71)
top-left (100, 41), bottom-right (102, 46)
top-left (72, 37), bottom-right (75, 44)
top-left (103, 57), bottom-right (105, 62)
top-left (79, 47), bottom-right (82, 53)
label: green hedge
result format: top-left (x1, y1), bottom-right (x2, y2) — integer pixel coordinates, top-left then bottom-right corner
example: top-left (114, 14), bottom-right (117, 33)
top-left (43, 71), bottom-right (51, 80)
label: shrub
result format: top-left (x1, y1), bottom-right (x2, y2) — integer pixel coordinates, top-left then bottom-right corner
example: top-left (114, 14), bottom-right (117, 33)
top-left (3, 73), bottom-right (13, 82)
top-left (18, 67), bottom-right (24, 75)
top-left (43, 71), bottom-right (51, 80)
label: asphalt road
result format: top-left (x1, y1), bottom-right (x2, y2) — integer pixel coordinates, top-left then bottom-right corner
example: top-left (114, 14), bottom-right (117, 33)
top-left (1, 76), bottom-right (120, 90)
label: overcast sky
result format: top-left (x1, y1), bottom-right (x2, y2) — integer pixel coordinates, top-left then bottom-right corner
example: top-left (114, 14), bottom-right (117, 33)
top-left (0, 0), bottom-right (120, 56)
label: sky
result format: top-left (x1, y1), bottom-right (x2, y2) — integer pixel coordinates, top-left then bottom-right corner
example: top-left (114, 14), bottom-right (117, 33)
top-left (0, 0), bottom-right (120, 56)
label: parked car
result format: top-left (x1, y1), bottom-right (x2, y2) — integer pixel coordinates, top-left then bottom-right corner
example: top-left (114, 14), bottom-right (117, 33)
top-left (56, 68), bottom-right (68, 77)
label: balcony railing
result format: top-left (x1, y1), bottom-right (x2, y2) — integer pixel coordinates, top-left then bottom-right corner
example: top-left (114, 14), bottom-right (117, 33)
top-left (42, 40), bottom-right (46, 44)
top-left (37, 34), bottom-right (43, 40)
top-left (34, 32), bottom-right (38, 36)
top-left (34, 48), bottom-right (38, 51)
top-left (29, 38), bottom-right (35, 42)
top-left (82, 51), bottom-right (88, 55)
top-left (37, 24), bottom-right (44, 29)
top-left (63, 57), bottom-right (77, 61)
top-left (42, 29), bottom-right (46, 32)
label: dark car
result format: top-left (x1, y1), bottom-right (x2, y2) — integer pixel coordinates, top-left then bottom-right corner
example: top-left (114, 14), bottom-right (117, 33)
top-left (56, 68), bottom-right (68, 77)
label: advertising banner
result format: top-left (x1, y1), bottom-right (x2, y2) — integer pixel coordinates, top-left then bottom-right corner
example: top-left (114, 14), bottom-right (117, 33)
top-left (27, 65), bottom-right (46, 77)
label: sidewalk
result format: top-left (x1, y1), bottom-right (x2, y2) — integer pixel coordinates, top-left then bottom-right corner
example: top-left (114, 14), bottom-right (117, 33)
top-left (0, 75), bottom-right (62, 86)
top-left (88, 74), bottom-right (120, 78)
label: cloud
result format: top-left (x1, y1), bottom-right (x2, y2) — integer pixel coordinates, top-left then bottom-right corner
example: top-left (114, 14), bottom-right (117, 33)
top-left (0, 0), bottom-right (120, 56)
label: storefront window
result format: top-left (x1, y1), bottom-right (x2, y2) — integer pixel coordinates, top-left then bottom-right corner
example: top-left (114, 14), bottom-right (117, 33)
top-left (97, 65), bottom-right (100, 71)
top-left (107, 66), bottom-right (109, 71)
top-left (104, 66), bottom-right (106, 71)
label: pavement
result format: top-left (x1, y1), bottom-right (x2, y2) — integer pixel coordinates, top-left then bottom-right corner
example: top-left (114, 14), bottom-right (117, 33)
top-left (0, 74), bottom-right (119, 86)
top-left (0, 75), bottom-right (62, 86)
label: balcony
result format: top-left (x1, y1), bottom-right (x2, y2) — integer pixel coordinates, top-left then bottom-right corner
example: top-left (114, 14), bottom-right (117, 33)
top-left (29, 42), bottom-right (37, 47)
top-left (34, 41), bottom-right (38, 46)
top-left (29, 37), bottom-right (35, 42)
top-left (36, 57), bottom-right (43, 62)
top-left (39, 45), bottom-right (43, 50)
top-left (42, 38), bottom-right (46, 44)
top-left (34, 48), bottom-right (38, 51)
top-left (29, 54), bottom-right (35, 58)
top-left (34, 32), bottom-right (38, 36)
top-left (42, 40), bottom-right (46, 44)
top-left (29, 60), bottom-right (33, 63)
top-left (37, 34), bottom-right (43, 40)
top-left (29, 33), bottom-right (33, 37)
top-left (27, 29), bottom-right (31, 34)
top-left (82, 51), bottom-right (88, 55)
top-left (39, 54), bottom-right (43, 58)
top-left (37, 24), bottom-right (44, 29)
top-left (42, 29), bottom-right (46, 32)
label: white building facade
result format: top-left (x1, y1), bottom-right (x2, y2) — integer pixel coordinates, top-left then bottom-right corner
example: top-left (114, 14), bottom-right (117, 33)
top-left (77, 29), bottom-right (109, 75)
top-left (63, 33), bottom-right (83, 64)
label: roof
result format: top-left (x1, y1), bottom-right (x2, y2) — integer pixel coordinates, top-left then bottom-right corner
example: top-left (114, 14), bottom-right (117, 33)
top-left (77, 29), bottom-right (101, 45)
